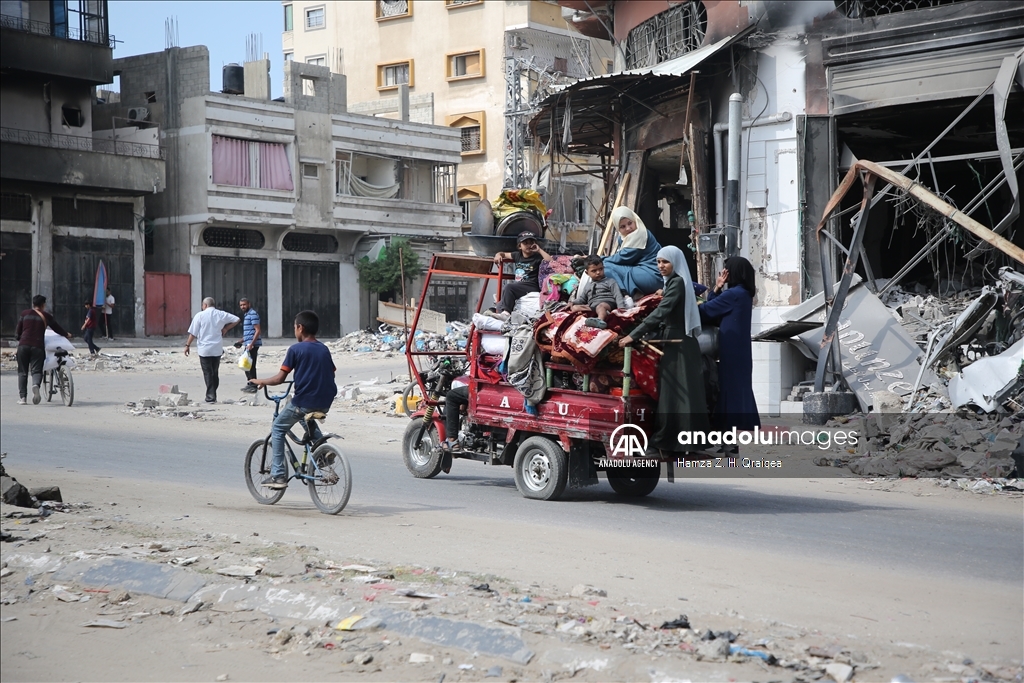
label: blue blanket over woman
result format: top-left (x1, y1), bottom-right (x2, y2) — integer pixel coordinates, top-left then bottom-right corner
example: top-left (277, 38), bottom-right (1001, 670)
top-left (602, 207), bottom-right (663, 297)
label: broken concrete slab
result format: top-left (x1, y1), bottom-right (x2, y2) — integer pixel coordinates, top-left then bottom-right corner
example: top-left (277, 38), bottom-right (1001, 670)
top-left (52, 557), bottom-right (206, 602)
top-left (3, 552), bottom-right (64, 574)
top-left (948, 338), bottom-right (1024, 412)
top-left (191, 583), bottom-right (534, 664)
top-left (368, 606), bottom-right (535, 665)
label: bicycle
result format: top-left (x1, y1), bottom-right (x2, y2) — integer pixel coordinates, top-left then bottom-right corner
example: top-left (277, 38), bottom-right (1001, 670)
top-left (243, 382), bottom-right (352, 515)
top-left (42, 349), bottom-right (74, 406)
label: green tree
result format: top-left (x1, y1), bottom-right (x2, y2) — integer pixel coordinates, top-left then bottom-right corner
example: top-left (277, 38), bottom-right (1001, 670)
top-left (356, 238), bottom-right (421, 296)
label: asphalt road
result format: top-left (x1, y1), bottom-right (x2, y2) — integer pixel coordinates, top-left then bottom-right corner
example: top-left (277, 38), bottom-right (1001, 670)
top-left (1, 364), bottom-right (1020, 587)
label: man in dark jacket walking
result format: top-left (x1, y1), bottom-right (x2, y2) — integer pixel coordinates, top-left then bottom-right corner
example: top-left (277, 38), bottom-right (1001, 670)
top-left (15, 295), bottom-right (72, 404)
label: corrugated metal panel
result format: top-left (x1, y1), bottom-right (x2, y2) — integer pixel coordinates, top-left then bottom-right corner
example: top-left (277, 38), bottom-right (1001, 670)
top-left (200, 256), bottom-right (267, 339)
top-left (281, 260), bottom-right (341, 338)
top-left (1, 231), bottom-right (32, 336)
top-left (52, 235), bottom-right (135, 338)
top-left (829, 40), bottom-right (1019, 115)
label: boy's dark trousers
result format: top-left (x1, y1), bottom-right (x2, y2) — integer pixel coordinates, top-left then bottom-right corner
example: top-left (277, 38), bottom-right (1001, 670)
top-left (84, 327), bottom-right (100, 354)
top-left (497, 282), bottom-right (539, 313)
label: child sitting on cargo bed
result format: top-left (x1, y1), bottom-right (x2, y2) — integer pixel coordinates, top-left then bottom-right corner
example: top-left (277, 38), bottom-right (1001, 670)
top-left (571, 255), bottom-right (626, 329)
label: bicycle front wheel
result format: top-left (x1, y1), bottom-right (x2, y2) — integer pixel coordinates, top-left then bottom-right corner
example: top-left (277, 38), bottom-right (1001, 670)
top-left (58, 367), bottom-right (74, 406)
top-left (244, 438), bottom-right (285, 505)
top-left (307, 443), bottom-right (351, 515)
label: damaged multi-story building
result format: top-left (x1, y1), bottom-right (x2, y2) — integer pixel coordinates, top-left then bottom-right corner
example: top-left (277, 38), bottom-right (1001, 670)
top-left (104, 46), bottom-right (463, 337)
top-left (536, 0), bottom-right (1023, 415)
top-left (1, 0), bottom-right (165, 337)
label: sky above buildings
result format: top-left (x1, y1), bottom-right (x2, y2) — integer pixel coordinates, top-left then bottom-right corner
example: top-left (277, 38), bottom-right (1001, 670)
top-left (109, 1), bottom-right (285, 98)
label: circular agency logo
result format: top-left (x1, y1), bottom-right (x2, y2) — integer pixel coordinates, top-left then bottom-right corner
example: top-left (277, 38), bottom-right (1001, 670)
top-left (609, 423), bottom-right (649, 458)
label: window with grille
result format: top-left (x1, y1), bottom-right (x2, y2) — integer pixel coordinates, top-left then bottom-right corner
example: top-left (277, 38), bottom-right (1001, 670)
top-left (427, 278), bottom-right (469, 322)
top-left (202, 228), bottom-right (266, 249)
top-left (283, 232), bottom-right (338, 253)
top-left (378, 61), bottom-right (412, 89)
top-left (305, 6), bottom-right (325, 29)
top-left (625, 1), bottom-right (707, 69)
top-left (445, 0), bottom-right (481, 6)
top-left (52, 197), bottom-right (133, 230)
top-left (447, 50), bottom-right (483, 80)
top-left (447, 112), bottom-right (485, 156)
top-left (0, 194), bottom-right (32, 221)
top-left (460, 126), bottom-right (481, 153)
top-left (376, 0), bottom-right (411, 20)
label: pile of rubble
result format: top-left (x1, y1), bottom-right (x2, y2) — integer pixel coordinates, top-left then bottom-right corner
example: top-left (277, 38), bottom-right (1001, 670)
top-left (1, 348), bottom-right (179, 374)
top-left (334, 376), bottom-right (411, 416)
top-left (878, 283), bottom-right (977, 342)
top-left (328, 324), bottom-right (468, 355)
top-left (123, 384), bottom-right (207, 420)
top-left (821, 408), bottom-right (1022, 480)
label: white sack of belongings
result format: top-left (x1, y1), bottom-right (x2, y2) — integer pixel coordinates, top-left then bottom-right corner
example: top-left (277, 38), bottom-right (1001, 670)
top-left (513, 291), bottom-right (542, 318)
top-left (43, 328), bottom-right (76, 371)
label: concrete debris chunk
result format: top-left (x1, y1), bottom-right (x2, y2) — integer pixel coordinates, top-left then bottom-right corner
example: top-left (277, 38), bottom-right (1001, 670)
top-left (81, 619), bottom-right (128, 629)
top-left (570, 584), bottom-right (606, 598)
top-left (825, 661), bottom-right (855, 683)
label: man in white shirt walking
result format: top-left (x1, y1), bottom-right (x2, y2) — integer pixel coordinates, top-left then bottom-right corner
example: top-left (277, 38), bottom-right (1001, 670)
top-left (103, 288), bottom-right (115, 340)
top-left (184, 297), bottom-right (240, 403)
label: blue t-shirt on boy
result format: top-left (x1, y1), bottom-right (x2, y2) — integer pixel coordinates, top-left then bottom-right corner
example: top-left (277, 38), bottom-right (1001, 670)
top-left (282, 340), bottom-right (337, 409)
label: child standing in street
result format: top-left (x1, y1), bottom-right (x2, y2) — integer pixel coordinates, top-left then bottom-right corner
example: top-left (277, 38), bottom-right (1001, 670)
top-left (81, 302), bottom-right (101, 356)
top-left (571, 255), bottom-right (626, 328)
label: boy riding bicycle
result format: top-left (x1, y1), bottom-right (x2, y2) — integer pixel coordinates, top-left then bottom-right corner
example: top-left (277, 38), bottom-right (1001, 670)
top-left (249, 310), bottom-right (337, 489)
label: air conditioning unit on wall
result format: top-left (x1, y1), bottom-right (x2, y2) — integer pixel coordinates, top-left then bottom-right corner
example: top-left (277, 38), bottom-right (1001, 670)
top-left (127, 107), bottom-right (150, 122)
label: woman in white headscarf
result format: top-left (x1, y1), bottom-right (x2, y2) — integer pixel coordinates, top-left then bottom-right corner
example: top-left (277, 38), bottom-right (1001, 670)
top-left (602, 207), bottom-right (664, 297)
top-left (618, 245), bottom-right (710, 453)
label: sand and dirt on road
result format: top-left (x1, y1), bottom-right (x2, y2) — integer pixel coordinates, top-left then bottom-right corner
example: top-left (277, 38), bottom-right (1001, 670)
top-left (1, 342), bottom-right (1022, 682)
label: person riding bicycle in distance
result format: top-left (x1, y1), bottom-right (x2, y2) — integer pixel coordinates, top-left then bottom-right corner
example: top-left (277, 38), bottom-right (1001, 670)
top-left (249, 310), bottom-right (337, 490)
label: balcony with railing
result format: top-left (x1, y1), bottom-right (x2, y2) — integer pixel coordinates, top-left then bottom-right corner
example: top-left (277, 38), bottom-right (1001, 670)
top-left (333, 152), bottom-right (461, 235)
top-left (1, 128), bottom-right (164, 160)
top-left (1, 127), bottom-right (165, 195)
top-left (0, 12), bottom-right (115, 48)
top-left (0, 2), bottom-right (116, 83)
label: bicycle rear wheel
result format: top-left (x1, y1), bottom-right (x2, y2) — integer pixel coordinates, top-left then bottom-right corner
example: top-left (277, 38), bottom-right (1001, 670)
top-left (307, 443), bottom-right (351, 515)
top-left (44, 370), bottom-right (54, 402)
top-left (57, 367), bottom-right (74, 406)
top-left (244, 437), bottom-right (286, 505)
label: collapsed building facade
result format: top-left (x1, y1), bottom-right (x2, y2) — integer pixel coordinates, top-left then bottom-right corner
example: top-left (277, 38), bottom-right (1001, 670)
top-left (534, 0), bottom-right (1024, 416)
